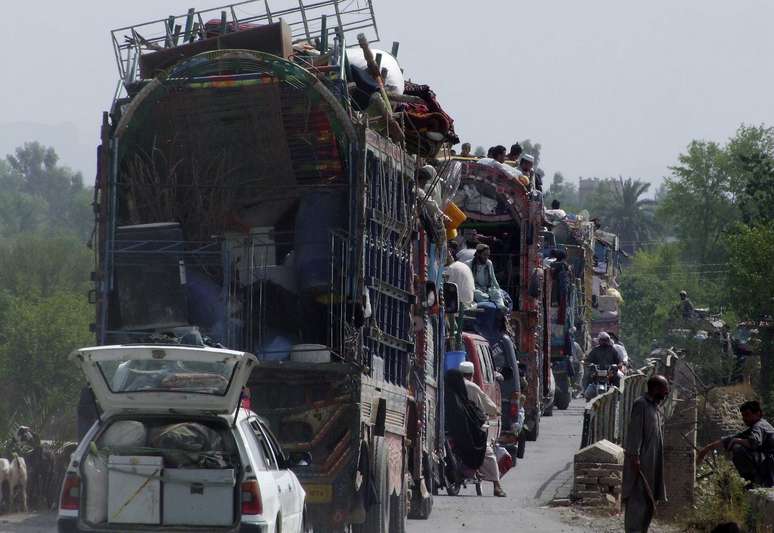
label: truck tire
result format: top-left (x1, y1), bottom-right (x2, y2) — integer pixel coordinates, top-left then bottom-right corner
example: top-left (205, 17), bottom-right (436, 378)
top-left (408, 453), bottom-right (433, 520)
top-left (524, 412), bottom-right (540, 441)
top-left (555, 377), bottom-right (572, 410)
top-left (389, 490), bottom-right (406, 533)
top-left (354, 437), bottom-right (390, 533)
top-left (543, 402), bottom-right (554, 417)
top-left (516, 433), bottom-right (526, 459)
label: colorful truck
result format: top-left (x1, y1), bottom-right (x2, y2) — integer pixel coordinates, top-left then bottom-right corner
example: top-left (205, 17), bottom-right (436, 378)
top-left (452, 159), bottom-right (552, 441)
top-left (90, 2), bottom-right (453, 531)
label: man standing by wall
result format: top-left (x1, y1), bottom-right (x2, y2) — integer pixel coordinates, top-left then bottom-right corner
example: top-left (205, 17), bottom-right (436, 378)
top-left (622, 375), bottom-right (670, 533)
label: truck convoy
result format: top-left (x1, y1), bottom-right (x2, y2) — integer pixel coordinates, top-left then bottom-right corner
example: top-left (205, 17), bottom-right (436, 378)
top-left (81, 1), bottom-right (619, 531)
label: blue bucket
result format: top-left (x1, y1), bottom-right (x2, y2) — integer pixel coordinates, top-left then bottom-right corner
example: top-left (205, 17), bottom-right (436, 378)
top-left (444, 351), bottom-right (467, 372)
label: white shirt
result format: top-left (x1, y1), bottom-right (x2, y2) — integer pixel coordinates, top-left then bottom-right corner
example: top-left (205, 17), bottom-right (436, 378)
top-left (464, 379), bottom-right (500, 418)
top-left (446, 261), bottom-right (475, 308)
top-left (614, 343), bottom-right (629, 365)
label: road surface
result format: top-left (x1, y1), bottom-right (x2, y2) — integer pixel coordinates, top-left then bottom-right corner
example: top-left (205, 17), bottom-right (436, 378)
top-left (0, 401), bottom-right (592, 533)
top-left (408, 399), bottom-right (595, 533)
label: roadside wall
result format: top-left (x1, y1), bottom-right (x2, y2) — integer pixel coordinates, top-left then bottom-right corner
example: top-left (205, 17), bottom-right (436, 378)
top-left (579, 352), bottom-right (698, 512)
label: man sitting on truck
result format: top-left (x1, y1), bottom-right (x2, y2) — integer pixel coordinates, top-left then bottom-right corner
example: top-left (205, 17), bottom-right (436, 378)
top-left (459, 361), bottom-right (507, 497)
top-left (467, 244), bottom-right (506, 309)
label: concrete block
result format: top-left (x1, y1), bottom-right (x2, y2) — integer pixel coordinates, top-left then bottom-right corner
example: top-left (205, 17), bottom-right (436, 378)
top-left (575, 439), bottom-right (625, 465)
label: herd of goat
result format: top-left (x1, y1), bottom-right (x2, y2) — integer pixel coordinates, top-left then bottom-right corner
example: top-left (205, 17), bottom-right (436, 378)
top-left (0, 427), bottom-right (75, 513)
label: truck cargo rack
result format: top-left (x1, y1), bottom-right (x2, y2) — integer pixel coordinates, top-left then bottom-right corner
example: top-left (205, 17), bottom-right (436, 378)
top-left (111, 0), bottom-right (379, 84)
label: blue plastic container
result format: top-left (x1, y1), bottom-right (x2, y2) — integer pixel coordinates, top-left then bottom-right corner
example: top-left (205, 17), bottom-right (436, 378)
top-left (444, 351), bottom-right (467, 372)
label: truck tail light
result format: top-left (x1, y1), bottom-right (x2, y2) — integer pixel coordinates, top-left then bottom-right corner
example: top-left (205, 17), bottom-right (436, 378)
top-left (60, 472), bottom-right (81, 510)
top-left (241, 480), bottom-right (263, 515)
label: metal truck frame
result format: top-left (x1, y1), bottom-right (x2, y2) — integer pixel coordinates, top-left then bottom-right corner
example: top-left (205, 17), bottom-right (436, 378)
top-left (452, 160), bottom-right (551, 441)
top-left (90, 3), bottom-right (446, 531)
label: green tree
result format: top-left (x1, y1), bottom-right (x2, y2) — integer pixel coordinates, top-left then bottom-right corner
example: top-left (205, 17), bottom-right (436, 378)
top-left (659, 140), bottom-right (737, 265)
top-left (0, 234), bottom-right (92, 298)
top-left (0, 292), bottom-right (92, 439)
top-left (2, 142), bottom-right (92, 240)
top-left (596, 177), bottom-right (659, 254)
top-left (726, 124), bottom-right (774, 225)
top-left (520, 139), bottom-right (542, 166)
top-left (725, 222), bottom-right (774, 406)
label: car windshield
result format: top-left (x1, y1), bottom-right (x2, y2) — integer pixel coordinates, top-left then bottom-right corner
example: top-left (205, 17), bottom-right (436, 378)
top-left (97, 357), bottom-right (237, 396)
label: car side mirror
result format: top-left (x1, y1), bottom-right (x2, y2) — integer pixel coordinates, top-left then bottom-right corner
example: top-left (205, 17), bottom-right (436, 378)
top-left (443, 282), bottom-right (459, 314)
top-left (293, 451), bottom-right (313, 468)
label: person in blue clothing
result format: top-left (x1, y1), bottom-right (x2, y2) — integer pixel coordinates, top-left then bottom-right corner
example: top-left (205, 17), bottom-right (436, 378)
top-left (466, 244), bottom-right (505, 309)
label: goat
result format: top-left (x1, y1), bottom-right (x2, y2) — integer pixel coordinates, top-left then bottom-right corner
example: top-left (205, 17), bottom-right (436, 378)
top-left (8, 454), bottom-right (27, 513)
top-left (14, 426), bottom-right (65, 510)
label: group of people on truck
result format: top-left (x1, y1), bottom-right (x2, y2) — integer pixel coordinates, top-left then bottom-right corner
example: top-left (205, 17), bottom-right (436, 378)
top-left (456, 141), bottom-right (543, 191)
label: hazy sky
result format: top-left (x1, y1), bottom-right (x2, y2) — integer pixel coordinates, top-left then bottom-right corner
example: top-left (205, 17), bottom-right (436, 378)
top-left (2, 0), bottom-right (773, 188)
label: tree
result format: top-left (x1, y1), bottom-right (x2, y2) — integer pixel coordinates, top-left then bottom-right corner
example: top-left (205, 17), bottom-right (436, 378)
top-left (597, 177), bottom-right (659, 254)
top-left (0, 292), bottom-right (92, 439)
top-left (725, 222), bottom-right (774, 406)
top-left (726, 125), bottom-right (774, 225)
top-left (545, 172), bottom-right (580, 212)
top-left (520, 139), bottom-right (542, 166)
top-left (0, 234), bottom-right (92, 298)
top-left (2, 142), bottom-right (92, 240)
top-left (659, 140), bottom-right (737, 265)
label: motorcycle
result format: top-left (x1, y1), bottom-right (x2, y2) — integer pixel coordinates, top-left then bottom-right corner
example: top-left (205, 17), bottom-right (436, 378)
top-left (583, 364), bottom-right (621, 402)
top-left (443, 437), bottom-right (483, 496)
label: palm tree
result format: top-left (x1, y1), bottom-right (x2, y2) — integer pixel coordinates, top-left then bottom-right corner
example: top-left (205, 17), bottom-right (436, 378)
top-left (597, 177), bottom-right (659, 254)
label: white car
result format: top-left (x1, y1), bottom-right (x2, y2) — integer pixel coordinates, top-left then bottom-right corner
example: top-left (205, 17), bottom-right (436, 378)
top-left (57, 344), bottom-right (308, 533)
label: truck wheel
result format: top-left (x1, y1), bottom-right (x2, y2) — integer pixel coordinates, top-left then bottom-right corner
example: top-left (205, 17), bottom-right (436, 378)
top-left (555, 374), bottom-right (572, 410)
top-left (389, 491), bottom-right (406, 533)
top-left (524, 412), bottom-right (540, 441)
top-left (354, 437), bottom-right (390, 533)
top-left (516, 433), bottom-right (526, 459)
top-left (543, 402), bottom-right (554, 417)
top-left (408, 453), bottom-right (433, 520)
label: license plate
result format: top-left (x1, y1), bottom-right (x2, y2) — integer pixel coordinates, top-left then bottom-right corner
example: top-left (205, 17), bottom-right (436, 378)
top-left (304, 483), bottom-right (333, 504)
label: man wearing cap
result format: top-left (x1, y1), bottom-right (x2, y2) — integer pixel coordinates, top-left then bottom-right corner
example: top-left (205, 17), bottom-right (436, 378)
top-left (518, 154), bottom-right (535, 179)
top-left (677, 290), bottom-right (696, 321)
top-left (459, 361), bottom-right (506, 497)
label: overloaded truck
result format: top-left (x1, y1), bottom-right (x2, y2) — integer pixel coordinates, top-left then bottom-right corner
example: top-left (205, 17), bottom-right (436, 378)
top-left (90, 2), bottom-right (457, 531)
top-left (543, 214), bottom-right (596, 410)
top-left (452, 159), bottom-right (553, 441)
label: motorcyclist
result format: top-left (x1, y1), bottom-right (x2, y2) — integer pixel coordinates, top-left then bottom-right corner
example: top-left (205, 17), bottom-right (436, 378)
top-left (583, 332), bottom-right (623, 392)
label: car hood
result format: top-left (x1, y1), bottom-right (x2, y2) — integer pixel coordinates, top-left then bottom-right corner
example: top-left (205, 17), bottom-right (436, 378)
top-left (70, 345), bottom-right (256, 420)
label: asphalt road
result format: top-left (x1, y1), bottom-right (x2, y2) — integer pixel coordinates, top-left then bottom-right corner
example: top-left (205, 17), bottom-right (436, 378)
top-left (0, 400), bottom-right (591, 533)
top-left (408, 399), bottom-right (594, 533)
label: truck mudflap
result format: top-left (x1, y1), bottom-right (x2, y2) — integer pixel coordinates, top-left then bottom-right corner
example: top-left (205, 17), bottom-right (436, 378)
top-left (247, 361), bottom-right (361, 530)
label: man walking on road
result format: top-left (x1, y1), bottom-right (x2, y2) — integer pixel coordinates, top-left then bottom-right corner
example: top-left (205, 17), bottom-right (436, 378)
top-left (622, 375), bottom-right (669, 533)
